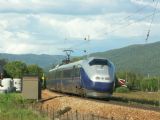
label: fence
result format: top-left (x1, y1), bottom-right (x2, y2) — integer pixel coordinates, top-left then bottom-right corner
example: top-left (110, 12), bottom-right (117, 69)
top-left (30, 103), bottom-right (115, 120)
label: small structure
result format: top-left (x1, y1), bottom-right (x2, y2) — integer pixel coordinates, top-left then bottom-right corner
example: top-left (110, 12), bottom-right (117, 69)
top-left (0, 87), bottom-right (7, 93)
top-left (1, 78), bottom-right (14, 93)
top-left (118, 78), bottom-right (127, 87)
top-left (13, 78), bottom-right (22, 92)
top-left (22, 76), bottom-right (41, 100)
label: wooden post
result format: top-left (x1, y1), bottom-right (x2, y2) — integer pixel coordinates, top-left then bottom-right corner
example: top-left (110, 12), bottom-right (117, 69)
top-left (91, 114), bottom-right (94, 120)
top-left (76, 110), bottom-right (78, 120)
top-left (52, 107), bottom-right (55, 120)
top-left (46, 104), bottom-right (48, 116)
top-left (82, 114), bottom-right (85, 120)
top-left (67, 111), bottom-right (69, 120)
top-left (71, 111), bottom-right (73, 120)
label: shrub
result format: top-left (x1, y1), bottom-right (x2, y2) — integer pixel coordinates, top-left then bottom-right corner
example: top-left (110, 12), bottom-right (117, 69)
top-left (115, 87), bottom-right (130, 93)
top-left (0, 94), bottom-right (47, 120)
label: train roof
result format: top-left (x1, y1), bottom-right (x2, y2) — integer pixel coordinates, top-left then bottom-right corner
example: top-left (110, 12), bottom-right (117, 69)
top-left (49, 57), bottom-right (112, 72)
top-left (49, 60), bottom-right (84, 72)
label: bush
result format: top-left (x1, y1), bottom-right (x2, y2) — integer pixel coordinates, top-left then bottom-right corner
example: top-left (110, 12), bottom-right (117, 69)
top-left (115, 87), bottom-right (130, 93)
top-left (140, 78), bottom-right (159, 92)
top-left (0, 94), bottom-right (47, 120)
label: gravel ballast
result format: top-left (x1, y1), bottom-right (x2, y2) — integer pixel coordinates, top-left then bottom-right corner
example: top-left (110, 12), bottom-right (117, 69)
top-left (41, 90), bottom-right (160, 120)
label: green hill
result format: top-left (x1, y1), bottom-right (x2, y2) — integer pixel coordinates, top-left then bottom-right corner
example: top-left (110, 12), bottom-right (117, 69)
top-left (0, 41), bottom-right (160, 76)
top-left (91, 41), bottom-right (160, 76)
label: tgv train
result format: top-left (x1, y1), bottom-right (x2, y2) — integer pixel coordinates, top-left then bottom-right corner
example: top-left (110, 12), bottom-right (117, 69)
top-left (47, 57), bottom-right (116, 98)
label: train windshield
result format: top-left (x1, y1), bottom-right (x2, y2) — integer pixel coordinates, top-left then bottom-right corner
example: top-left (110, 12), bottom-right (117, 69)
top-left (89, 59), bottom-right (109, 66)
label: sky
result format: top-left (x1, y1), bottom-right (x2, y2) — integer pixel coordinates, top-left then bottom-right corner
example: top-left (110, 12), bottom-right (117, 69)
top-left (0, 0), bottom-right (160, 56)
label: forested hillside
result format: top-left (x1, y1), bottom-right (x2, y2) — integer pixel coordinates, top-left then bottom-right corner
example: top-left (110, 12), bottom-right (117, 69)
top-left (91, 41), bottom-right (160, 76)
top-left (1, 41), bottom-right (160, 76)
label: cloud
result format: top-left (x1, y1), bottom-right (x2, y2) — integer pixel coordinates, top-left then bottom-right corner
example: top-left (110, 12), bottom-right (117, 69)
top-left (0, 0), bottom-right (60, 13)
top-left (0, 0), bottom-right (160, 55)
top-left (40, 16), bottom-right (107, 40)
top-left (131, 0), bottom-right (160, 9)
top-left (0, 0), bottom-right (145, 15)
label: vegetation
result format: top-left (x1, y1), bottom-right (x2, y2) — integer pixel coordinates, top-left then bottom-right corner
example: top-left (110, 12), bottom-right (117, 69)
top-left (4, 61), bottom-right (28, 78)
top-left (0, 58), bottom-right (8, 67)
top-left (113, 71), bottom-right (160, 106)
top-left (3, 61), bottom-right (44, 78)
top-left (27, 64), bottom-right (43, 77)
top-left (115, 87), bottom-right (129, 93)
top-left (140, 78), bottom-right (159, 92)
top-left (0, 93), bottom-right (48, 120)
top-left (113, 91), bottom-right (160, 106)
top-left (116, 71), bottom-right (160, 92)
top-left (113, 91), bottom-right (160, 102)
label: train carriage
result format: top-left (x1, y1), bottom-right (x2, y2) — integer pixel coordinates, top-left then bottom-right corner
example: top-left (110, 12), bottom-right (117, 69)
top-left (47, 57), bottom-right (116, 98)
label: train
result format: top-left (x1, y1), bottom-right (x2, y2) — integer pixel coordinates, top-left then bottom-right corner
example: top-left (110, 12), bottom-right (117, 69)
top-left (47, 57), bottom-right (116, 98)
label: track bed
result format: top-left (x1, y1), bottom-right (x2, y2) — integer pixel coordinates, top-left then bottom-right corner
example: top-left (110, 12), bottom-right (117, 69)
top-left (40, 90), bottom-right (160, 120)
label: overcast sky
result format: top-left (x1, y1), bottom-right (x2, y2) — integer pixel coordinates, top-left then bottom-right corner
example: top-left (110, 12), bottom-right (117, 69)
top-left (0, 0), bottom-right (160, 55)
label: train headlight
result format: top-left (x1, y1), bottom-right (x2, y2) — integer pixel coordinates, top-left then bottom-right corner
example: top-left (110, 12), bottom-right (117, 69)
top-left (105, 77), bottom-right (110, 80)
top-left (95, 76), bottom-right (100, 80)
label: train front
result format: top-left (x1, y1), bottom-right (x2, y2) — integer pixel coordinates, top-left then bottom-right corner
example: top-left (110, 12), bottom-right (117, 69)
top-left (80, 57), bottom-right (116, 98)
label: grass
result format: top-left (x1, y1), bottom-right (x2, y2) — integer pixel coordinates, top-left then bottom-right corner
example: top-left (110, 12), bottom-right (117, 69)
top-left (112, 91), bottom-right (160, 106)
top-left (113, 91), bottom-right (160, 101)
top-left (115, 87), bottom-right (130, 93)
top-left (0, 93), bottom-right (48, 120)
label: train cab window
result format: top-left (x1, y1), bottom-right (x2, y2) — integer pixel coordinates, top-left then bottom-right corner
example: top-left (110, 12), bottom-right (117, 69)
top-left (89, 59), bottom-right (109, 66)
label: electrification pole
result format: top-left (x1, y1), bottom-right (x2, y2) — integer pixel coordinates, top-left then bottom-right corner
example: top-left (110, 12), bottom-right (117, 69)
top-left (84, 35), bottom-right (90, 59)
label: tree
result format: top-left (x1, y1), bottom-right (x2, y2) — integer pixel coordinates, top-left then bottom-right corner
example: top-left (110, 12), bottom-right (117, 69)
top-left (27, 64), bottom-right (43, 78)
top-left (27, 64), bottom-right (45, 89)
top-left (0, 59), bottom-right (8, 67)
top-left (0, 59), bottom-right (8, 78)
top-left (4, 61), bottom-right (27, 78)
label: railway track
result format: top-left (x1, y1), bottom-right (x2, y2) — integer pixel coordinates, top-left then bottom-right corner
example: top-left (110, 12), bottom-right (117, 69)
top-left (41, 90), bottom-right (160, 112)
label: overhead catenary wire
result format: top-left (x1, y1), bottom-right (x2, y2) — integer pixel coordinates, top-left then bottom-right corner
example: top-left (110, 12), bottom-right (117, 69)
top-left (63, 12), bottom-right (160, 55)
top-left (59, 5), bottom-right (150, 53)
top-left (104, 13), bottom-right (157, 36)
top-left (145, 0), bottom-right (158, 43)
top-left (57, 37), bottom-right (89, 57)
top-left (65, 14), bottom-right (155, 52)
top-left (112, 5), bottom-right (147, 25)
top-left (102, 1), bottom-right (160, 38)
top-left (65, 36), bottom-right (90, 49)
top-left (63, 13), bottom-right (159, 54)
top-left (59, 1), bottom-right (160, 54)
